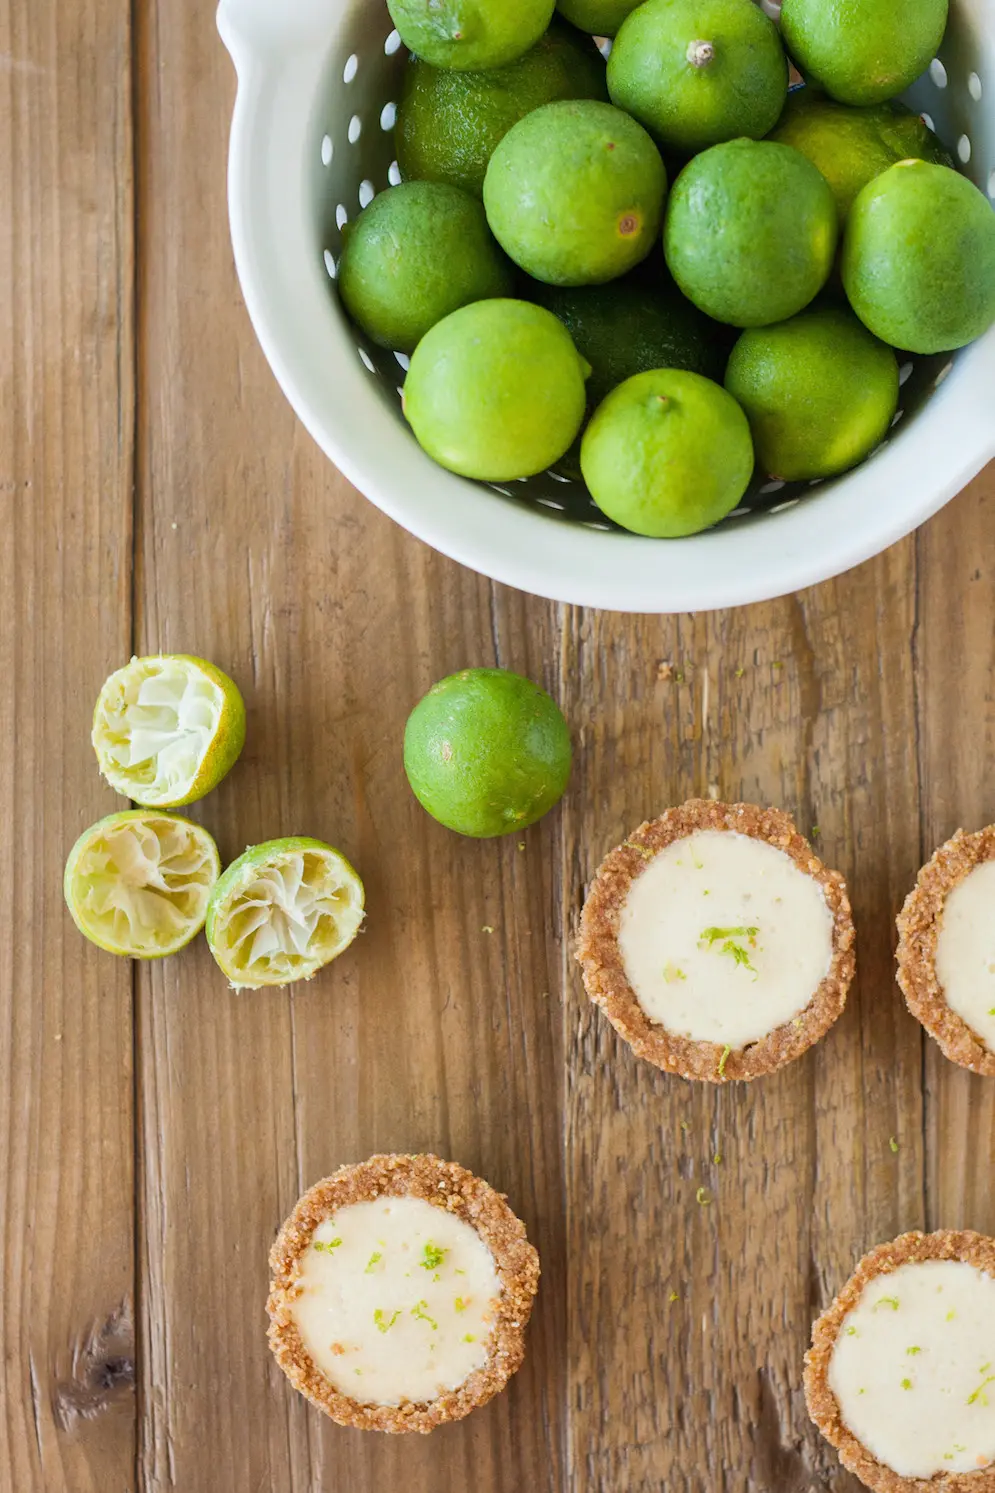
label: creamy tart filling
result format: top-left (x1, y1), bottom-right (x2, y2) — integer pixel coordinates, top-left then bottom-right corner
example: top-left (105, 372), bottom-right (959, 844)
top-left (291, 1196), bottom-right (502, 1406)
top-left (935, 859), bottom-right (995, 1053)
top-left (616, 829), bottom-right (834, 1046)
top-left (829, 1259), bottom-right (995, 1478)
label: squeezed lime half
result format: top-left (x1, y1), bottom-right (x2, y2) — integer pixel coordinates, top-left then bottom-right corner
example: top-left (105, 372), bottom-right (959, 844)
top-left (205, 838), bottom-right (365, 990)
top-left (65, 810), bottom-right (221, 958)
top-left (92, 654), bottom-right (246, 809)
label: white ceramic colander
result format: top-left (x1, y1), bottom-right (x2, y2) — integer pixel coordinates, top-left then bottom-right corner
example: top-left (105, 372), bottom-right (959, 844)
top-left (218, 0), bottom-right (995, 614)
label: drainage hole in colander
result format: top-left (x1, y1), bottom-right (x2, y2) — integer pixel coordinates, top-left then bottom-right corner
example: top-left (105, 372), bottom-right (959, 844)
top-left (770, 498), bottom-right (800, 514)
top-left (348, 115), bottom-right (363, 145)
top-left (758, 479), bottom-right (786, 495)
top-left (384, 29), bottom-right (402, 55)
top-left (899, 361), bottom-right (914, 386)
top-left (394, 352), bottom-right (410, 372)
top-left (727, 508), bottom-right (750, 519)
top-left (537, 497), bottom-right (566, 511)
top-left (989, 169), bottom-right (995, 199)
top-left (958, 134), bottom-right (972, 163)
top-left (343, 54), bottom-right (359, 85)
top-left (359, 180), bottom-right (376, 209)
top-left (335, 204), bottom-right (349, 231)
top-left (891, 409), bottom-right (906, 428)
top-left (323, 249), bottom-right (336, 280)
top-left (380, 102), bottom-right (397, 132)
top-left (929, 58), bottom-right (948, 88)
top-left (388, 161), bottom-right (402, 186)
top-left (935, 361), bottom-right (954, 387)
top-left (583, 521), bottom-right (614, 531)
top-left (921, 112), bottom-right (935, 132)
top-left (547, 471), bottom-right (573, 484)
top-left (490, 485), bottom-right (515, 498)
top-left (969, 72), bottom-right (983, 101)
top-left (321, 136), bottom-right (333, 168)
top-left (358, 348), bottom-right (376, 373)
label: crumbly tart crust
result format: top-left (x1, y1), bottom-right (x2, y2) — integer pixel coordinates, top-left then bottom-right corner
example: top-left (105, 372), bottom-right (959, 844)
top-left (267, 1153), bottom-right (540, 1434)
top-left (896, 825), bottom-right (995, 1077)
top-left (576, 799), bottom-right (856, 1082)
top-left (805, 1230), bottom-right (995, 1493)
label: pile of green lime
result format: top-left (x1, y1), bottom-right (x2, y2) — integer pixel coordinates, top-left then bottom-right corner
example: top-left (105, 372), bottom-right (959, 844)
top-left (67, 655), bottom-right (365, 987)
top-left (330, 0), bottom-right (995, 534)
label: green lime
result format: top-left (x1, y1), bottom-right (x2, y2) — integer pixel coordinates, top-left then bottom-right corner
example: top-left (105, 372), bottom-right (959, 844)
top-left (725, 306), bottom-right (899, 480)
top-left (206, 839), bottom-right (365, 990)
top-left (607, 0), bottom-right (787, 154)
top-left (581, 369), bottom-right (754, 537)
top-left (769, 89), bottom-right (954, 222)
top-left (842, 161), bottom-right (995, 353)
top-left (92, 655), bottom-right (246, 809)
top-left (386, 0), bottom-right (556, 70)
top-left (780, 0), bottom-right (949, 107)
top-left (483, 100), bottom-right (667, 286)
top-left (65, 810), bottom-right (221, 959)
top-left (556, 0), bottom-right (643, 36)
top-left (395, 21), bottom-right (607, 199)
top-left (664, 140), bottom-right (838, 327)
top-left (403, 668), bottom-right (572, 838)
top-left (403, 299), bottom-right (590, 479)
top-left (337, 182), bottom-right (513, 353)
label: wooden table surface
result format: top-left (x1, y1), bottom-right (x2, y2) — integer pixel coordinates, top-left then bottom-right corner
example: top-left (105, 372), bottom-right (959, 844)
top-left (2, 3), bottom-right (994, 1490)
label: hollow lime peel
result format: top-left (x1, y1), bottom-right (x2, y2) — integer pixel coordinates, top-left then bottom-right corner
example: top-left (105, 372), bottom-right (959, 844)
top-left (92, 654), bottom-right (246, 809)
top-left (205, 838), bottom-right (365, 990)
top-left (64, 810), bottom-right (221, 958)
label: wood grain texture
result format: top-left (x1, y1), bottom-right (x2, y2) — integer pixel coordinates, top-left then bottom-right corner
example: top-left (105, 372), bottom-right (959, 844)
top-left (0, 0), bottom-right (136, 1490)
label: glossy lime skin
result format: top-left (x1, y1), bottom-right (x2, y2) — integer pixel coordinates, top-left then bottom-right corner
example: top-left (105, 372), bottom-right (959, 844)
top-left (664, 140), bottom-right (838, 327)
top-left (780, 0), bottom-right (949, 107)
top-left (556, 0), bottom-right (643, 36)
top-left (403, 668), bottom-right (572, 838)
top-left (842, 161), bottom-right (995, 353)
top-left (608, 0), bottom-right (787, 154)
top-left (387, 0), bottom-right (556, 70)
top-left (581, 369), bottom-right (754, 537)
top-left (337, 182), bottom-right (513, 353)
top-left (725, 306), bottom-right (899, 480)
top-left (769, 90), bottom-right (954, 222)
top-left (395, 22), bottom-right (607, 199)
top-left (403, 299), bottom-right (590, 480)
top-left (483, 100), bottom-right (667, 286)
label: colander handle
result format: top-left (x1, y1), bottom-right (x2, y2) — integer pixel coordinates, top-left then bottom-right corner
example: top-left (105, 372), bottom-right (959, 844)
top-left (217, 0), bottom-right (335, 66)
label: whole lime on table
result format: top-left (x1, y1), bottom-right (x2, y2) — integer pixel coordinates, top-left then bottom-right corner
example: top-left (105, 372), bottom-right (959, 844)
top-left (206, 839), bottom-right (365, 990)
top-left (531, 276), bottom-right (729, 405)
top-left (664, 139), bottom-right (837, 327)
top-left (403, 299), bottom-right (590, 480)
top-left (337, 182), bottom-right (513, 353)
top-left (725, 306), bottom-right (899, 481)
top-left (780, 0), bottom-right (949, 107)
top-left (556, 0), bottom-right (642, 38)
top-left (395, 21), bottom-right (607, 199)
top-left (386, 0), bottom-right (556, 70)
top-left (581, 369), bottom-right (754, 537)
top-left (403, 668), bottom-right (572, 838)
top-left (607, 0), bottom-right (787, 154)
top-left (769, 89), bottom-right (954, 221)
top-left (842, 160), bottom-right (995, 353)
top-left (483, 99), bottom-right (667, 286)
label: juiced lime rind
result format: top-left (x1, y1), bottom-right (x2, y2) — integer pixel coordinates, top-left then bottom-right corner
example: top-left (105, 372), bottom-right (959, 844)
top-left (205, 838), bottom-right (365, 991)
top-left (607, 0), bottom-right (788, 154)
top-left (395, 21), bottom-right (608, 199)
top-left (337, 182), bottom-right (514, 353)
top-left (64, 809), bottom-right (221, 959)
top-left (842, 161), bottom-right (995, 354)
top-left (403, 668), bottom-right (572, 839)
top-left (92, 654), bottom-right (246, 809)
top-left (386, 0), bottom-right (556, 71)
top-left (780, 0), bottom-right (949, 108)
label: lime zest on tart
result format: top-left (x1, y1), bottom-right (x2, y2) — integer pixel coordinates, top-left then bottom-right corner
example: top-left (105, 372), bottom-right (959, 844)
top-left (64, 810), bottom-right (221, 958)
top-left (92, 654), bottom-right (246, 808)
top-left (205, 837), bottom-right (365, 990)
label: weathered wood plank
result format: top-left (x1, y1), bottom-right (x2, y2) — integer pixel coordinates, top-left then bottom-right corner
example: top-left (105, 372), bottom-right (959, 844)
top-left (0, 0), bottom-right (137, 1488)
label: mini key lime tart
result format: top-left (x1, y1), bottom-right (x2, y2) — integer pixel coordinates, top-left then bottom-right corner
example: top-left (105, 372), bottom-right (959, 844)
top-left (805, 1230), bottom-right (995, 1491)
top-left (267, 1155), bottom-right (540, 1434)
top-left (897, 825), bottom-right (995, 1076)
top-left (577, 800), bottom-right (855, 1081)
